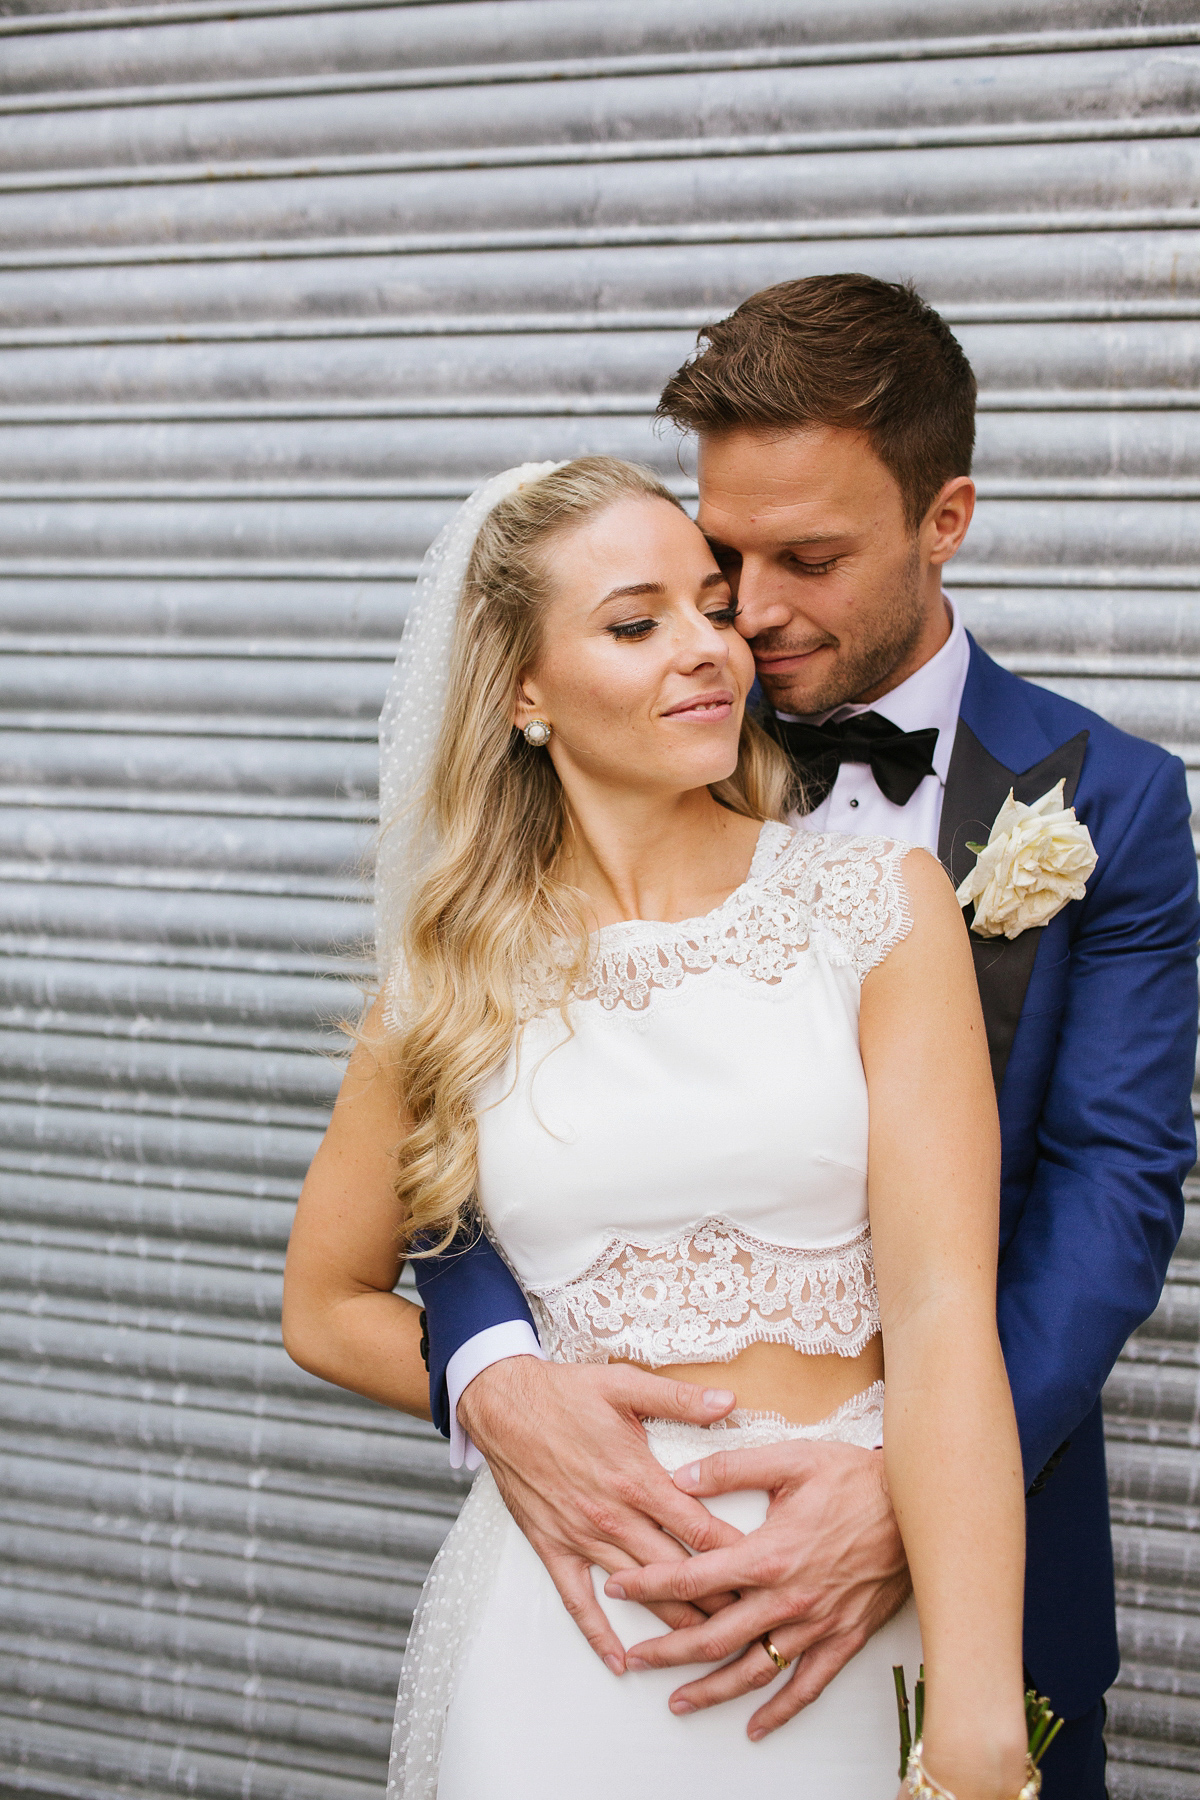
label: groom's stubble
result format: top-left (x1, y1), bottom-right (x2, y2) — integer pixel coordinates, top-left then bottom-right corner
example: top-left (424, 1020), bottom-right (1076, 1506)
top-left (695, 424), bottom-right (961, 720)
top-left (749, 535), bottom-right (926, 717)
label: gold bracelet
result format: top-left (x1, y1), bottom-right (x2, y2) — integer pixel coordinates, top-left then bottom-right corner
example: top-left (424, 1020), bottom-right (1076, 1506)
top-left (904, 1742), bottom-right (1042, 1800)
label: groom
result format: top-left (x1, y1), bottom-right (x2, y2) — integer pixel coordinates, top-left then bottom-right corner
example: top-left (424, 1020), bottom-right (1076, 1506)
top-left (411, 275), bottom-right (1200, 1797)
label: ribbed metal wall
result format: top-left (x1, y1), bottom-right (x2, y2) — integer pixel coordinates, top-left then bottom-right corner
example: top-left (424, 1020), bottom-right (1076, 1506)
top-left (0, 2), bottom-right (1197, 1795)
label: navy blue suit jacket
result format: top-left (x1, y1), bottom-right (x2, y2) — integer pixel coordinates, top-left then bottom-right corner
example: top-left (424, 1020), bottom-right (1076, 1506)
top-left (413, 636), bottom-right (1200, 1720)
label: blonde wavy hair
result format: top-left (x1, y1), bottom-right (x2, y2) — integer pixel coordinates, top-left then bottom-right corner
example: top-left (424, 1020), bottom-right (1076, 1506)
top-left (386, 456), bottom-right (795, 1252)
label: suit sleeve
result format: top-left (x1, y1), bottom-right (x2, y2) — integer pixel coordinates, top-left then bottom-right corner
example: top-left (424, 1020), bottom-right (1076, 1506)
top-left (412, 1229), bottom-right (536, 1437)
top-left (997, 753), bottom-right (1199, 1486)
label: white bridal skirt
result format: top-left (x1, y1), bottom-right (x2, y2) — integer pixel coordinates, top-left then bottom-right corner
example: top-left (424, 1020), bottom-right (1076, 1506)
top-left (386, 1382), bottom-right (921, 1800)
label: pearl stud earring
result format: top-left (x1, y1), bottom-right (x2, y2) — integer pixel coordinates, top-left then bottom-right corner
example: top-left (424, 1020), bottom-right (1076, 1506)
top-left (523, 719), bottom-right (552, 747)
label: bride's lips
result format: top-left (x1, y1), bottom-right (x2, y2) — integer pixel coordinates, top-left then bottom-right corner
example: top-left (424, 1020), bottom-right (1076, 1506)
top-left (661, 689), bottom-right (735, 722)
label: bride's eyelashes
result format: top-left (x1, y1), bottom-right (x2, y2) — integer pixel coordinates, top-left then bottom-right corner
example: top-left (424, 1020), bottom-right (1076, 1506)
top-left (606, 603), bottom-right (740, 643)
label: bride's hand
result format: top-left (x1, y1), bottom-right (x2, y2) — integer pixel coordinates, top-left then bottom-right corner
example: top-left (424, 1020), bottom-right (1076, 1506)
top-left (604, 1437), bottom-right (910, 1737)
top-left (457, 1356), bottom-right (745, 1674)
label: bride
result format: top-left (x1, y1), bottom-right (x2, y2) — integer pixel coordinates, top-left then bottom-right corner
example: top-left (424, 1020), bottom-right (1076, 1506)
top-left (283, 457), bottom-right (1031, 1800)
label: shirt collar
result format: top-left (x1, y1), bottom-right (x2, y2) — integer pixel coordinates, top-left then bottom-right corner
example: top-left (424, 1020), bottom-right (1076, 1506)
top-left (778, 597), bottom-right (969, 789)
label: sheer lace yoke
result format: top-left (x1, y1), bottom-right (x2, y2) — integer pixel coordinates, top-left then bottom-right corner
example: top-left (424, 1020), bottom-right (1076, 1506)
top-left (524, 1218), bottom-right (879, 1367)
top-left (516, 823), bottom-right (912, 1019)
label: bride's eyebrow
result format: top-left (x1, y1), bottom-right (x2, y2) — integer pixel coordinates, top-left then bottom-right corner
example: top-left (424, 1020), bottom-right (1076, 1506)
top-left (592, 580), bottom-right (664, 610)
top-left (592, 570), bottom-right (729, 615)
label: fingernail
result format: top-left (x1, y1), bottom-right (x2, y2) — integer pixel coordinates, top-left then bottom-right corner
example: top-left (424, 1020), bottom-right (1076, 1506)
top-left (675, 1462), bottom-right (701, 1490)
top-left (603, 1655), bottom-right (623, 1677)
top-left (749, 1729), bottom-right (765, 1742)
top-left (670, 1700), bottom-right (695, 1715)
top-left (702, 1388), bottom-right (736, 1410)
top-left (626, 1656), bottom-right (648, 1671)
top-left (606, 1581), bottom-right (627, 1600)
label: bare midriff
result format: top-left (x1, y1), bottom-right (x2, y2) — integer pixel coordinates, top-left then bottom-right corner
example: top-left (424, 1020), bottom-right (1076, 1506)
top-left (624, 1334), bottom-right (884, 1426)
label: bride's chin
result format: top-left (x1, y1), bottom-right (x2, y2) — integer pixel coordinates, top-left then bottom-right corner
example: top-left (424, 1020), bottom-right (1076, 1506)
top-left (657, 750), bottom-right (744, 792)
top-left (617, 765), bottom-right (740, 797)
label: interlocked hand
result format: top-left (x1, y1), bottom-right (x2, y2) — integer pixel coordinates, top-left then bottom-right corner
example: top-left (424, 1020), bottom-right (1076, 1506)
top-left (458, 1358), bottom-right (745, 1672)
top-left (605, 1437), bottom-right (910, 1737)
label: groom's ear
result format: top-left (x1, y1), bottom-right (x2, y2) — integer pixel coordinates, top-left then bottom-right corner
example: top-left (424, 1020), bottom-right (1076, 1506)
top-left (924, 476), bottom-right (975, 567)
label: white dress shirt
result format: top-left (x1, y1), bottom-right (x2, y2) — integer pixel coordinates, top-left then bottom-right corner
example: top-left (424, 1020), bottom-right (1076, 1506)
top-left (444, 597), bottom-right (969, 1466)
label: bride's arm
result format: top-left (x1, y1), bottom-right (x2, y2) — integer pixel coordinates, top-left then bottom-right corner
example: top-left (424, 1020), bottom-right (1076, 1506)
top-left (284, 991), bottom-right (746, 1660)
top-left (862, 848), bottom-right (1027, 1800)
top-left (282, 993), bottom-right (432, 1419)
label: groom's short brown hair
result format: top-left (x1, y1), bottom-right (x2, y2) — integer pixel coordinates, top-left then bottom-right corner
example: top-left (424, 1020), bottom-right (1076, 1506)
top-left (658, 273), bottom-right (976, 530)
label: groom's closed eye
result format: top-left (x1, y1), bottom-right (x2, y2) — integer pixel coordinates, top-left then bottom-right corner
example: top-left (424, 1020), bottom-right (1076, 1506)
top-left (786, 554), bottom-right (840, 576)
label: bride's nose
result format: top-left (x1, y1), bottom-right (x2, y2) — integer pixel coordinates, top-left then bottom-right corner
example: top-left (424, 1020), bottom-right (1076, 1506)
top-left (676, 614), bottom-right (729, 672)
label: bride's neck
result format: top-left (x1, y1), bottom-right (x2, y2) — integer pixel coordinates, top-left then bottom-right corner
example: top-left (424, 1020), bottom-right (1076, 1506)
top-left (555, 786), bottom-right (763, 928)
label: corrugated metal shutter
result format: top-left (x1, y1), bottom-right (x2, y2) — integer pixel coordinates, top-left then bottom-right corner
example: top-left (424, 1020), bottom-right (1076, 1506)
top-left (0, 2), bottom-right (1196, 1794)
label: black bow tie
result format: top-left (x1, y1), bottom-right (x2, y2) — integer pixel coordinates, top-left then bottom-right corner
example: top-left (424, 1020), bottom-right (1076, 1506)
top-left (766, 710), bottom-right (940, 809)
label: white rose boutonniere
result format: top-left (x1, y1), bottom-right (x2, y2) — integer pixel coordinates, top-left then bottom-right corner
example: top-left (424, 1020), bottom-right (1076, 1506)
top-left (955, 778), bottom-right (1098, 940)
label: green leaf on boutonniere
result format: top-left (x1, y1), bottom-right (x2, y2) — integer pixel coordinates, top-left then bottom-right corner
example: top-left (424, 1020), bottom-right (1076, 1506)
top-left (965, 840), bottom-right (987, 855)
top-left (893, 1664), bottom-right (925, 1778)
top-left (1026, 1688), bottom-right (1064, 1766)
top-left (893, 1665), bottom-right (912, 1779)
top-left (894, 1668), bottom-right (1065, 1780)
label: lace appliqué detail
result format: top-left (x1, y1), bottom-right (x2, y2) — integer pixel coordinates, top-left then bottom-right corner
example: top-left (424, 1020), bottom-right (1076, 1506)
top-left (796, 827), bottom-right (915, 980)
top-left (526, 1219), bottom-right (879, 1366)
top-left (514, 823), bottom-right (913, 1020)
top-left (644, 1385), bottom-right (887, 1467)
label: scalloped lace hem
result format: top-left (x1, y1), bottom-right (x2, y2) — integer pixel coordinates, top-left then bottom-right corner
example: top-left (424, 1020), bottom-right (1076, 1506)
top-left (643, 1384), bottom-right (886, 1466)
top-left (526, 1218), bottom-right (879, 1366)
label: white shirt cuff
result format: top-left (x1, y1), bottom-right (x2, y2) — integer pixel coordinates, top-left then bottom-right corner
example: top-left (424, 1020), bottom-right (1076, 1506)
top-left (446, 1320), bottom-right (547, 1471)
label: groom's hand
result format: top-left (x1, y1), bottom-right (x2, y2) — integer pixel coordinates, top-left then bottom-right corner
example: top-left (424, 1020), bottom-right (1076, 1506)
top-left (457, 1358), bottom-right (744, 1674)
top-left (605, 1438), bottom-right (910, 1738)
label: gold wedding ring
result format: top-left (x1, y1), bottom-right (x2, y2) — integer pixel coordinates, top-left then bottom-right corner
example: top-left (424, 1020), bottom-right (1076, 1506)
top-left (760, 1632), bottom-right (790, 1672)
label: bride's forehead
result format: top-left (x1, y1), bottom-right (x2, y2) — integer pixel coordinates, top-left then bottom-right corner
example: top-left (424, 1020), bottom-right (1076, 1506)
top-left (541, 497), bottom-right (711, 585)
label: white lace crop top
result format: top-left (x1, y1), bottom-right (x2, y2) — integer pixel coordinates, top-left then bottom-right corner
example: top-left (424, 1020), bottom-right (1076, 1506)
top-left (458, 825), bottom-right (916, 1370)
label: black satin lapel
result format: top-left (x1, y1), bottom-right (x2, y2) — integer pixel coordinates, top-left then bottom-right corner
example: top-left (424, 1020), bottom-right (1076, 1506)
top-left (939, 724), bottom-right (1090, 1093)
top-left (938, 719), bottom-right (1017, 883)
top-left (1011, 731), bottom-right (1089, 811)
